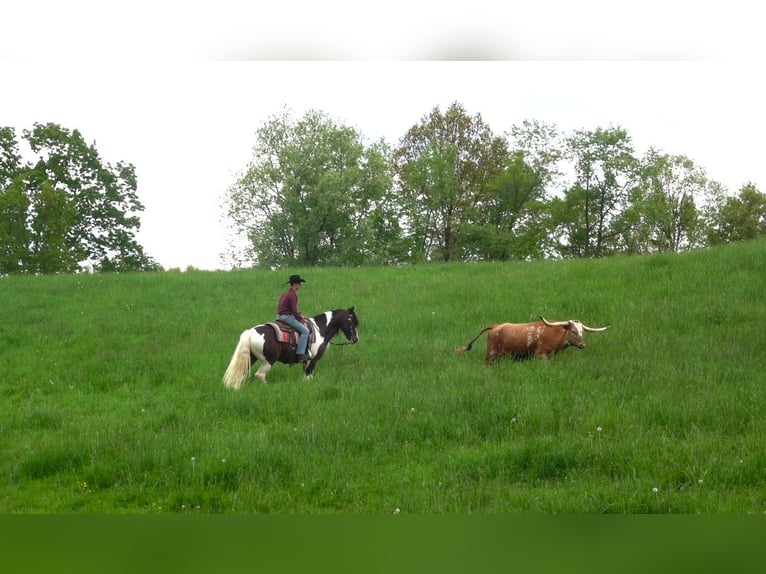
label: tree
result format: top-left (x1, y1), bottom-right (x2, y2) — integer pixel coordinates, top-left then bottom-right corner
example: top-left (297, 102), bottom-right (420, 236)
top-left (705, 183), bottom-right (766, 244)
top-left (0, 128), bottom-right (29, 272)
top-left (394, 102), bottom-right (507, 262)
top-left (468, 150), bottom-right (550, 260)
top-left (618, 150), bottom-right (705, 253)
top-left (0, 123), bottom-right (158, 274)
top-left (467, 120), bottom-right (564, 261)
top-left (563, 126), bottom-right (639, 257)
top-left (223, 108), bottom-right (398, 268)
top-left (0, 179), bottom-right (30, 273)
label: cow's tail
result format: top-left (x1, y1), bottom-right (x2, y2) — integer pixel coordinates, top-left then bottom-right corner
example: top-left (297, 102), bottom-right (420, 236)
top-left (455, 325), bottom-right (494, 354)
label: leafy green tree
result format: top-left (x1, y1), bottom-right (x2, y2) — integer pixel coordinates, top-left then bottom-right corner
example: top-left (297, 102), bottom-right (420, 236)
top-left (468, 151), bottom-right (550, 260)
top-left (0, 180), bottom-right (30, 273)
top-left (563, 126), bottom-right (639, 257)
top-left (394, 102), bottom-right (507, 262)
top-left (705, 183), bottom-right (766, 244)
top-left (0, 128), bottom-right (29, 272)
top-left (224, 108), bottom-right (397, 268)
top-left (507, 119), bottom-right (564, 191)
top-left (618, 150), bottom-right (705, 253)
top-left (467, 120), bottom-right (564, 260)
top-left (30, 180), bottom-right (82, 273)
top-left (0, 123), bottom-right (157, 274)
top-left (0, 127), bottom-right (21, 187)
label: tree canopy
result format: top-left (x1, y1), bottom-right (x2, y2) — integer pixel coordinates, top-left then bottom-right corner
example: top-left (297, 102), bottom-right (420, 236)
top-left (223, 108), bottom-right (398, 268)
top-left (0, 123), bottom-right (158, 274)
top-left (223, 104), bottom-right (765, 268)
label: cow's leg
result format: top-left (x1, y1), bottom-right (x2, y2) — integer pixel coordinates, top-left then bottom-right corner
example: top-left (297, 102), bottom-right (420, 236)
top-left (485, 338), bottom-right (501, 363)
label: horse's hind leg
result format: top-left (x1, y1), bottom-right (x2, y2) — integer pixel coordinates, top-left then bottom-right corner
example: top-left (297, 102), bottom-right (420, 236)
top-left (254, 362), bottom-right (272, 383)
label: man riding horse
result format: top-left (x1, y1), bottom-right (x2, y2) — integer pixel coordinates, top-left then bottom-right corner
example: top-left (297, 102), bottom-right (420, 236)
top-left (277, 274), bottom-right (311, 362)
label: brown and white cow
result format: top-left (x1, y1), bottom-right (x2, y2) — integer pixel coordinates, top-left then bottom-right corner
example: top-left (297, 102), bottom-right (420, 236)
top-left (456, 316), bottom-right (609, 363)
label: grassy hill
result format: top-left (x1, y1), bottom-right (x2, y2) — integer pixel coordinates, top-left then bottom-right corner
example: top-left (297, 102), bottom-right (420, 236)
top-left (1, 240), bottom-right (764, 513)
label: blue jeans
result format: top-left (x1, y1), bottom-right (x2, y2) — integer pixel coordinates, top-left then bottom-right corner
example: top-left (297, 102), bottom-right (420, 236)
top-left (278, 315), bottom-right (309, 354)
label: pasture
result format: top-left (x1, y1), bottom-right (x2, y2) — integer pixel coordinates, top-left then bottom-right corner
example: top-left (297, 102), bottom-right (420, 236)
top-left (1, 239), bottom-right (764, 513)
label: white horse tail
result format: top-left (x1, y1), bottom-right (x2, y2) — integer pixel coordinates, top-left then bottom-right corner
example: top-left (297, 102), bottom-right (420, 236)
top-left (222, 330), bottom-right (252, 390)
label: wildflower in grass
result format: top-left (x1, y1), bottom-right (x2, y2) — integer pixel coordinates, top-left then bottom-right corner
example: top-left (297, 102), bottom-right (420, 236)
top-left (652, 487), bottom-right (659, 493)
top-left (393, 508), bottom-right (401, 515)
top-left (596, 426), bottom-right (603, 433)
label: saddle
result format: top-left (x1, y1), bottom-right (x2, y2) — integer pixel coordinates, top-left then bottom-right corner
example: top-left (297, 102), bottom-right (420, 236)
top-left (267, 318), bottom-right (316, 348)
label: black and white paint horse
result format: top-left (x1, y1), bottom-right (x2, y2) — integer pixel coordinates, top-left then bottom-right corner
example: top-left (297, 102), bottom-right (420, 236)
top-left (222, 307), bottom-right (359, 388)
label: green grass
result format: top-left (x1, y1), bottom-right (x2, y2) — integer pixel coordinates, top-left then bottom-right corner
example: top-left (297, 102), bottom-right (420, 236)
top-left (1, 240), bottom-right (765, 513)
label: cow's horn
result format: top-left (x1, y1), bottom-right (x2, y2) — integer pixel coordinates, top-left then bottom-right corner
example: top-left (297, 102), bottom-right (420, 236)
top-left (540, 316), bottom-right (569, 327)
top-left (582, 323), bottom-right (610, 332)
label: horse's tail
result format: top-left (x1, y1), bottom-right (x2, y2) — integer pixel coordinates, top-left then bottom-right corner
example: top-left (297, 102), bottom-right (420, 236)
top-left (455, 325), bottom-right (495, 354)
top-left (222, 330), bottom-right (252, 390)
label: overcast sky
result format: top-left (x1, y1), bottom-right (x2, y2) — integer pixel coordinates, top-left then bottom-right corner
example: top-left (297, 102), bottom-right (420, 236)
top-left (2, 2), bottom-right (764, 270)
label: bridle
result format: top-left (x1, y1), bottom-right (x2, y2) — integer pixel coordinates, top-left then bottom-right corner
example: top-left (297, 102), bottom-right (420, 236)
top-left (328, 310), bottom-right (357, 346)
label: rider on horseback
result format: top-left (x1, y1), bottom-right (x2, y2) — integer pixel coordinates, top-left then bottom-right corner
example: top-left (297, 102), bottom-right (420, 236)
top-left (277, 274), bottom-right (311, 362)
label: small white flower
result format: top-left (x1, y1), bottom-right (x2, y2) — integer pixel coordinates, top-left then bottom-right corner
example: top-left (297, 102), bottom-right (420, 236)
top-left (596, 426), bottom-right (603, 433)
top-left (698, 479), bottom-right (704, 485)
top-left (393, 508), bottom-right (401, 515)
top-left (652, 487), bottom-right (659, 493)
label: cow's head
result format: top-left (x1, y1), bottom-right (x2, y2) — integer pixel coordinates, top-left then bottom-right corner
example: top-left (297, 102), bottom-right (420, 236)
top-left (540, 316), bottom-right (609, 349)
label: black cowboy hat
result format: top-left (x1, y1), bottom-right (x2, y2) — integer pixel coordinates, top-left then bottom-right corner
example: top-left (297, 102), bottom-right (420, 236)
top-left (288, 274), bottom-right (307, 284)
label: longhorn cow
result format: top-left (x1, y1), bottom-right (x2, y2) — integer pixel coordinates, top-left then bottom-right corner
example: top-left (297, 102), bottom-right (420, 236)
top-left (456, 316), bottom-right (609, 363)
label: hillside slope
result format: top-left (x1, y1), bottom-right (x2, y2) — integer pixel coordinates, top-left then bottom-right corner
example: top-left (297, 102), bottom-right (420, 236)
top-left (1, 240), bottom-right (764, 513)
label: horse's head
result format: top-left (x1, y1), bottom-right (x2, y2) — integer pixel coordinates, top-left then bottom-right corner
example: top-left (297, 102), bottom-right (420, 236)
top-left (338, 307), bottom-right (359, 344)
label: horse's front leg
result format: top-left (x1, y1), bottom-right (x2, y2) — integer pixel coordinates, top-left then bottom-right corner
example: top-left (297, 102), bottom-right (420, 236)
top-left (303, 359), bottom-right (316, 379)
top-left (303, 343), bottom-right (327, 379)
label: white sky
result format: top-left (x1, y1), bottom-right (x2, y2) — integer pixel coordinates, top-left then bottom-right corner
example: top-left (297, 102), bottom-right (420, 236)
top-left (2, 2), bottom-right (764, 270)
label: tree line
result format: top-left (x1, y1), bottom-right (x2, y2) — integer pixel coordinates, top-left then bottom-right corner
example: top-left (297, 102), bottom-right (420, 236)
top-left (223, 103), bottom-right (766, 268)
top-left (3, 106), bottom-right (764, 275)
top-left (1, 123), bottom-right (158, 274)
